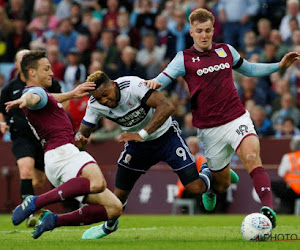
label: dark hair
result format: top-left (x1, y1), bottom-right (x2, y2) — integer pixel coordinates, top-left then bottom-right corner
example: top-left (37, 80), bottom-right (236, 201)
top-left (21, 50), bottom-right (47, 79)
top-left (86, 70), bottom-right (111, 89)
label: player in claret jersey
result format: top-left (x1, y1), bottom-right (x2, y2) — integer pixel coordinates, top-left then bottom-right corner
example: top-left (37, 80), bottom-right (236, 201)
top-left (5, 50), bottom-right (122, 239)
top-left (145, 8), bottom-right (300, 229)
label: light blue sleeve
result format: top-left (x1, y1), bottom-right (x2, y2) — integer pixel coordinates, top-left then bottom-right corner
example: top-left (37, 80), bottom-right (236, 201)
top-left (22, 87), bottom-right (48, 110)
top-left (228, 44), bottom-right (280, 77)
top-left (154, 51), bottom-right (186, 90)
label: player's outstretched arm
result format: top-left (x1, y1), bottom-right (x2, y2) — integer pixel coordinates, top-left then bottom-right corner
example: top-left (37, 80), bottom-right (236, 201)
top-left (279, 52), bottom-right (300, 69)
top-left (5, 92), bottom-right (40, 112)
top-left (52, 82), bottom-right (96, 103)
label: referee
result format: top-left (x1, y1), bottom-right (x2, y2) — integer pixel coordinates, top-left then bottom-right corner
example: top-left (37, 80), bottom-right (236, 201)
top-left (0, 50), bottom-right (61, 226)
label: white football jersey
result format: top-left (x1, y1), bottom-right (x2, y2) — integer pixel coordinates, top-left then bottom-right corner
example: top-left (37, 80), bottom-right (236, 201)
top-left (83, 76), bottom-right (172, 141)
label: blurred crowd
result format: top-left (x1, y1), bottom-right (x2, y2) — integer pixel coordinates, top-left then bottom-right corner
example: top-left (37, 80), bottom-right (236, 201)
top-left (1, 0), bottom-right (300, 142)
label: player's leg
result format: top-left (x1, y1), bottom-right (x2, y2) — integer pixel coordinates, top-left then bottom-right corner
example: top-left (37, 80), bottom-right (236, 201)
top-left (12, 145), bottom-right (106, 226)
top-left (236, 135), bottom-right (276, 228)
top-left (32, 188), bottom-right (122, 239)
top-left (82, 165), bottom-right (143, 239)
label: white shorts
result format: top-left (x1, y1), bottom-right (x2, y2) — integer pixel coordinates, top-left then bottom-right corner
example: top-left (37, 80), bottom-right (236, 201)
top-left (44, 143), bottom-right (96, 202)
top-left (198, 111), bottom-right (257, 171)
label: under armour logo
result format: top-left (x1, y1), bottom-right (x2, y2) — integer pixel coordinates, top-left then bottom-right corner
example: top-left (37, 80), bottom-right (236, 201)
top-left (261, 187), bottom-right (271, 192)
top-left (58, 190), bottom-right (65, 200)
top-left (192, 57), bottom-right (200, 62)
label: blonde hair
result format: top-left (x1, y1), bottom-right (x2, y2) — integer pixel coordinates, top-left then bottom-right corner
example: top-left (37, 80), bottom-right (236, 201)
top-left (189, 8), bottom-right (215, 25)
top-left (86, 70), bottom-right (111, 89)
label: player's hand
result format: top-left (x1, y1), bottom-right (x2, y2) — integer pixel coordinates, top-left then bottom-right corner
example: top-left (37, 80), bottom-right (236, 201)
top-left (143, 80), bottom-right (162, 89)
top-left (0, 122), bottom-right (9, 134)
top-left (5, 98), bottom-right (26, 112)
top-left (279, 52), bottom-right (300, 69)
top-left (71, 82), bottom-right (96, 99)
top-left (118, 132), bottom-right (142, 142)
top-left (75, 132), bottom-right (89, 149)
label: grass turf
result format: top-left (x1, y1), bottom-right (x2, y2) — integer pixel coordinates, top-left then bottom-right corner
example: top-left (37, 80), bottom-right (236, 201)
top-left (0, 214), bottom-right (299, 249)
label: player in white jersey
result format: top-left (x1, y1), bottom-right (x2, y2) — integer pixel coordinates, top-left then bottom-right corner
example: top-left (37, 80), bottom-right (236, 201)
top-left (76, 71), bottom-right (213, 239)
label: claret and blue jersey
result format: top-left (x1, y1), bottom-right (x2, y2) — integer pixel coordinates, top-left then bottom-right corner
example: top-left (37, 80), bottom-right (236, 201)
top-left (155, 42), bottom-right (280, 129)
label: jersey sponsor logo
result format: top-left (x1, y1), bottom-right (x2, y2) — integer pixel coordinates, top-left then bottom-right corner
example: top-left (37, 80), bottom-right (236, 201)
top-left (192, 57), bottom-right (200, 62)
top-left (215, 48), bottom-right (227, 58)
top-left (196, 63), bottom-right (230, 76)
top-left (109, 104), bottom-right (150, 127)
top-left (236, 125), bottom-right (249, 136)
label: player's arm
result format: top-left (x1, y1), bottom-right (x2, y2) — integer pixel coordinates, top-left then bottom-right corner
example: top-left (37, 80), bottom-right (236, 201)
top-left (5, 87), bottom-right (46, 111)
top-left (52, 82), bottom-right (95, 103)
top-left (229, 44), bottom-right (300, 76)
top-left (144, 51), bottom-right (185, 90)
top-left (119, 90), bottom-right (175, 142)
top-left (75, 102), bottom-right (100, 149)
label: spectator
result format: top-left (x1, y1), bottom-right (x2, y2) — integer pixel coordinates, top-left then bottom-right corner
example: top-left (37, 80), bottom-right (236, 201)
top-left (218, 0), bottom-right (259, 50)
top-left (256, 18), bottom-right (272, 49)
top-left (6, 0), bottom-right (32, 23)
top-left (238, 76), bottom-right (267, 107)
top-left (136, 32), bottom-right (165, 79)
top-left (56, 18), bottom-right (78, 56)
top-left (285, 17), bottom-right (300, 46)
top-left (55, 0), bottom-right (72, 20)
top-left (271, 77), bottom-right (291, 114)
top-left (27, 0), bottom-right (59, 42)
top-left (271, 92), bottom-right (300, 130)
top-left (116, 10), bottom-right (140, 49)
top-left (269, 29), bottom-right (289, 60)
top-left (164, 8), bottom-right (193, 63)
top-left (47, 44), bottom-right (65, 82)
top-left (154, 14), bottom-right (168, 49)
top-left (133, 0), bottom-right (157, 36)
top-left (65, 82), bottom-right (90, 133)
top-left (75, 34), bottom-right (91, 70)
top-left (114, 46), bottom-right (147, 79)
top-left (274, 117), bottom-right (300, 138)
top-left (250, 105), bottom-right (274, 137)
top-left (271, 135), bottom-right (300, 214)
top-left (279, 0), bottom-right (300, 42)
top-left (102, 0), bottom-right (121, 33)
top-left (243, 30), bottom-right (262, 60)
top-left (87, 18), bottom-right (102, 51)
top-left (4, 15), bottom-right (31, 62)
top-left (64, 47), bottom-right (86, 92)
top-left (97, 29), bottom-right (119, 73)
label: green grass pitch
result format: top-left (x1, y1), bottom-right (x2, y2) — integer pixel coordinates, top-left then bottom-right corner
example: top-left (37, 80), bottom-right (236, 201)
top-left (0, 214), bottom-right (299, 249)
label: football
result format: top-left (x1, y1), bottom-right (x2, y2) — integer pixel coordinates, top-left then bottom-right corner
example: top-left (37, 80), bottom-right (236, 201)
top-left (241, 213), bottom-right (272, 241)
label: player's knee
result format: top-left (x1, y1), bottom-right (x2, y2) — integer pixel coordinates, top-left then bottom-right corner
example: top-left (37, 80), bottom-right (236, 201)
top-left (90, 179), bottom-right (107, 193)
top-left (19, 167), bottom-right (34, 179)
top-left (245, 152), bottom-right (257, 164)
top-left (214, 180), bottom-right (230, 193)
